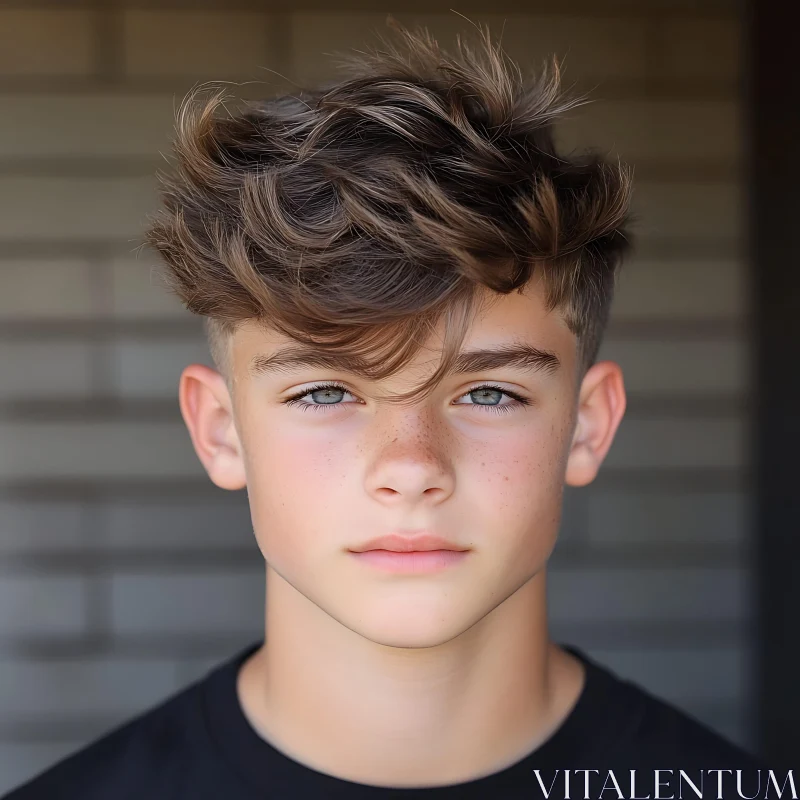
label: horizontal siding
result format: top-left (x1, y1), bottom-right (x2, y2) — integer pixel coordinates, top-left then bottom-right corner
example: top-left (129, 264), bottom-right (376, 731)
top-left (0, 10), bottom-right (95, 77)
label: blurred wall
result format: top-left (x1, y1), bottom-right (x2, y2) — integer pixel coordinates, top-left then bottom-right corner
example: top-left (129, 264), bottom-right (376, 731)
top-left (0, 1), bottom-right (747, 793)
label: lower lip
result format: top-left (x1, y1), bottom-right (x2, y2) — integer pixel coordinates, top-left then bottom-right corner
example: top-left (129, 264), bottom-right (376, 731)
top-left (350, 549), bottom-right (470, 573)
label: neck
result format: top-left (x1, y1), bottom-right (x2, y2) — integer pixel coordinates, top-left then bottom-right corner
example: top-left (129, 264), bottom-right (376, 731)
top-left (236, 566), bottom-right (584, 788)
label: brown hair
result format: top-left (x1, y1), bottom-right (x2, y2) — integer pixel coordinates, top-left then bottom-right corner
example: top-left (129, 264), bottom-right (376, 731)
top-left (144, 19), bottom-right (632, 403)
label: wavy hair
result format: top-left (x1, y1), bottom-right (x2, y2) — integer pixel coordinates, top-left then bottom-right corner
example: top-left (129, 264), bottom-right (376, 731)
top-left (144, 19), bottom-right (633, 402)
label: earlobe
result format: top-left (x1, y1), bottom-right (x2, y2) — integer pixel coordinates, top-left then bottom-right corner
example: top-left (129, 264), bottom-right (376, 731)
top-left (178, 364), bottom-right (248, 491)
top-left (564, 361), bottom-right (627, 488)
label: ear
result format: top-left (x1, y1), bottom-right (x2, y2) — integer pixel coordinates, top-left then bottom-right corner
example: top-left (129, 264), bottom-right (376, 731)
top-left (564, 360), bottom-right (627, 487)
top-left (178, 363), bottom-right (247, 491)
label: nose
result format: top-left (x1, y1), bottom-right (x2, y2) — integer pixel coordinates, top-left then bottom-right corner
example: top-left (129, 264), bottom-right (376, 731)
top-left (364, 422), bottom-right (455, 507)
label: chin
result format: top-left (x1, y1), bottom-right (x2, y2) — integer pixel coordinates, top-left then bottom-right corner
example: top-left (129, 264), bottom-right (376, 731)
top-left (356, 622), bottom-right (472, 650)
top-left (340, 601), bottom-right (484, 650)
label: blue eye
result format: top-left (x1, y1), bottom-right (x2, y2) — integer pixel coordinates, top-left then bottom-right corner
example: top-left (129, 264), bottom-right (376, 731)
top-left (283, 382), bottom-right (356, 412)
top-left (282, 382), bottom-right (530, 414)
top-left (454, 385), bottom-right (530, 414)
top-left (306, 386), bottom-right (347, 405)
top-left (466, 387), bottom-right (505, 406)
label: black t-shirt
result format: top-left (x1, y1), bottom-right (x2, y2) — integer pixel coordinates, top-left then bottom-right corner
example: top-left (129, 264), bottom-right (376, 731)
top-left (3, 640), bottom-right (769, 799)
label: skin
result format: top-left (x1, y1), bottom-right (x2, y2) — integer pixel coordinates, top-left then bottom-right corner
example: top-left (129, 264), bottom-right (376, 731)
top-left (178, 279), bottom-right (627, 788)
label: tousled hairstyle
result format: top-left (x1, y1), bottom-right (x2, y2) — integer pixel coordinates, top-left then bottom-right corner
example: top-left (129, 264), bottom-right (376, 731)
top-left (144, 18), bottom-right (633, 403)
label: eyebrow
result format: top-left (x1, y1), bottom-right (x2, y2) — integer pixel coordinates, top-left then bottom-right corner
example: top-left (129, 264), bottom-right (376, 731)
top-left (248, 343), bottom-right (561, 379)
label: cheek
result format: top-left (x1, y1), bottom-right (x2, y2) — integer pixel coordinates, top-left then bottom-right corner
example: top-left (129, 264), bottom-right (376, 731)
top-left (240, 420), bottom-right (351, 551)
top-left (464, 421), bottom-right (569, 546)
top-left (470, 419), bottom-right (566, 492)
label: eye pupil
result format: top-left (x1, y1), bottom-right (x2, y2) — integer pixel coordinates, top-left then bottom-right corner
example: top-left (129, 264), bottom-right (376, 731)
top-left (471, 388), bottom-right (502, 405)
top-left (312, 387), bottom-right (344, 404)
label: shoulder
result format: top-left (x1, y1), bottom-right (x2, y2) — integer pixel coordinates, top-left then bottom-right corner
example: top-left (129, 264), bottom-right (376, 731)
top-left (1, 680), bottom-right (203, 800)
top-left (610, 685), bottom-right (771, 799)
top-left (567, 646), bottom-right (767, 770)
top-left (608, 670), bottom-right (767, 770)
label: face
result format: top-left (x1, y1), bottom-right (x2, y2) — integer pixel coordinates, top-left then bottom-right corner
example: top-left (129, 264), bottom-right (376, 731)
top-left (180, 281), bottom-right (625, 648)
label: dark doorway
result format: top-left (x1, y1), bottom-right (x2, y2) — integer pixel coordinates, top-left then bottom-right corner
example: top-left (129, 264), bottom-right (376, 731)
top-left (749, 0), bottom-right (800, 767)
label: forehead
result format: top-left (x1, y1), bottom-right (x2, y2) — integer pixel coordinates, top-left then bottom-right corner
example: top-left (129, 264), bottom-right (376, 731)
top-left (466, 281), bottom-right (573, 349)
top-left (231, 280), bottom-right (577, 378)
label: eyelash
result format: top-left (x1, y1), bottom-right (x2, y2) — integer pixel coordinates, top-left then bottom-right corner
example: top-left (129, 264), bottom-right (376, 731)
top-left (282, 381), bottom-right (531, 415)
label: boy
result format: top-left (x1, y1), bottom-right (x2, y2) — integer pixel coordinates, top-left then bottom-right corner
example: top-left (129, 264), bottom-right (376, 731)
top-left (5, 21), bottom-right (768, 800)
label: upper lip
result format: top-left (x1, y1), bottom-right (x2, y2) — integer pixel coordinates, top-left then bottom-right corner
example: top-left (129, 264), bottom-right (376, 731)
top-left (350, 532), bottom-right (469, 553)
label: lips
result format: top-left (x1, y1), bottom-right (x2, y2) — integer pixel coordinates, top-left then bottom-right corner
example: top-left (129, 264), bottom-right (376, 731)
top-left (349, 532), bottom-right (469, 553)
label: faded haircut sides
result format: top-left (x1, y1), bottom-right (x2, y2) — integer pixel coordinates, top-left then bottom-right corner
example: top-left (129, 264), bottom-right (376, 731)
top-left (143, 18), bottom-right (633, 403)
